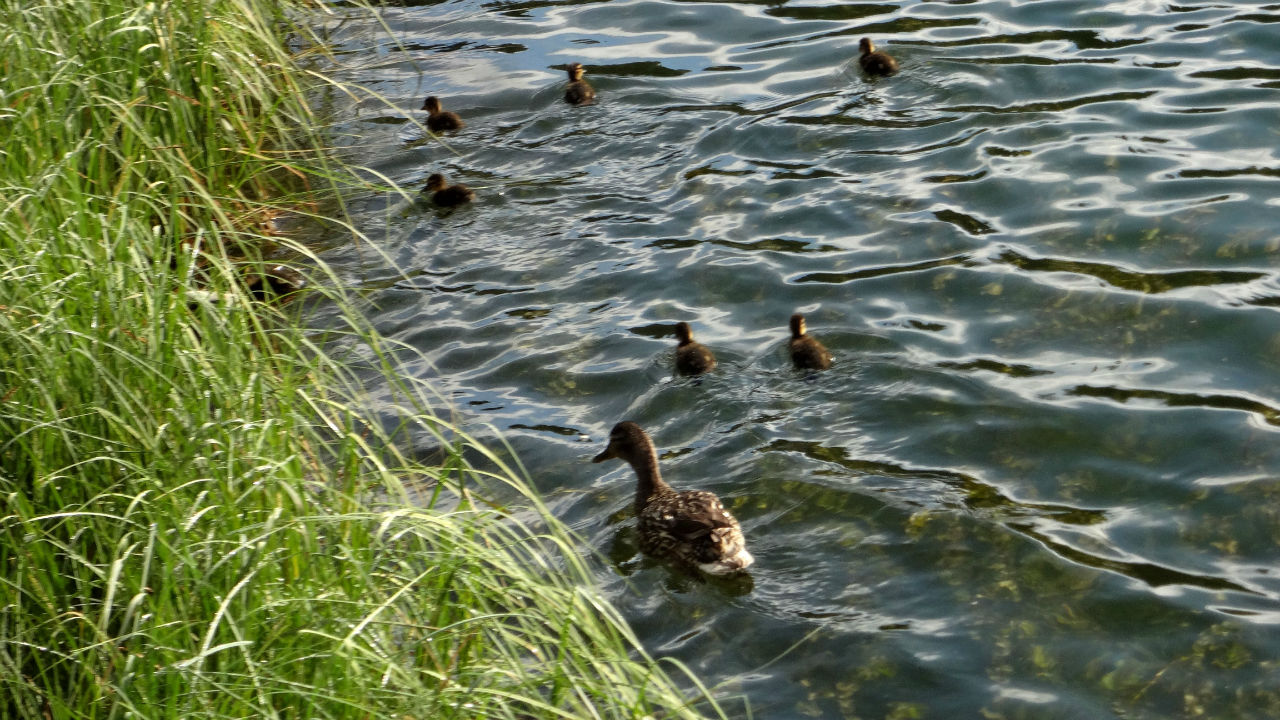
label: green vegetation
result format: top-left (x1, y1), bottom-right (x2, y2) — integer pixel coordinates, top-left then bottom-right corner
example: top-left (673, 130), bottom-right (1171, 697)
top-left (0, 0), bottom-right (721, 717)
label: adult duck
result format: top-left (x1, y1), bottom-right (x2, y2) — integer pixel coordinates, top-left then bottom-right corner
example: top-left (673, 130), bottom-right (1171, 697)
top-left (593, 421), bottom-right (753, 575)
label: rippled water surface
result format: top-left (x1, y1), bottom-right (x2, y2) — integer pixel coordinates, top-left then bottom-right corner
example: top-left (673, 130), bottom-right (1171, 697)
top-left (303, 1), bottom-right (1280, 716)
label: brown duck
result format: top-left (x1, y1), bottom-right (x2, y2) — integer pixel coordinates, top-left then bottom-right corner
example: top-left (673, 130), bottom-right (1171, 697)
top-left (422, 173), bottom-right (474, 208)
top-left (789, 313), bottom-right (832, 370)
top-left (594, 421), bottom-right (753, 575)
top-left (858, 37), bottom-right (898, 77)
top-left (421, 96), bottom-right (464, 133)
top-left (674, 321), bottom-right (716, 376)
top-left (564, 62), bottom-right (596, 106)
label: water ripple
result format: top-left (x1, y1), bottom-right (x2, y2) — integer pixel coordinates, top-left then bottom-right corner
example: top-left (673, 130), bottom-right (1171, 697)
top-left (307, 1), bottom-right (1280, 715)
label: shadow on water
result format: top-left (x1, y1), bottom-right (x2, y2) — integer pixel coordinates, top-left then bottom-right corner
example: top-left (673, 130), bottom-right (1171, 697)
top-left (994, 248), bottom-right (1268, 293)
top-left (1067, 384), bottom-right (1280, 427)
top-left (765, 438), bottom-right (1260, 596)
top-left (763, 438), bottom-right (1108, 525)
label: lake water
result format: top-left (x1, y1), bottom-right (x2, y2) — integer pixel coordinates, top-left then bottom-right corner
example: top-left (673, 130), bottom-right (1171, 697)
top-left (303, 0), bottom-right (1280, 716)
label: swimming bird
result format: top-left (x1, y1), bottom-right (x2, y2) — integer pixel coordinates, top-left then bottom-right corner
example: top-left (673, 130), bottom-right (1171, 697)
top-left (421, 96), bottom-right (464, 133)
top-left (563, 62), bottom-right (596, 106)
top-left (422, 173), bottom-right (474, 208)
top-left (674, 321), bottom-right (716, 376)
top-left (593, 421), bottom-right (753, 575)
top-left (242, 263), bottom-right (307, 302)
top-left (789, 313), bottom-right (832, 370)
top-left (858, 37), bottom-right (898, 77)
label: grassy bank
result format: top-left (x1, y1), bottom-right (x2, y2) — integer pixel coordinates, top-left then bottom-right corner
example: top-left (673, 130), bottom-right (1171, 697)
top-left (0, 0), bottom-right (722, 717)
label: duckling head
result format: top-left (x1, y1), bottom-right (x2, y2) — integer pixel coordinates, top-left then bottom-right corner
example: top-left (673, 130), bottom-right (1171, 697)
top-left (859, 37), bottom-right (876, 55)
top-left (567, 62), bottom-right (586, 81)
top-left (674, 321), bottom-right (695, 346)
top-left (422, 96), bottom-right (443, 113)
top-left (790, 313), bottom-right (808, 338)
top-left (425, 173), bottom-right (448, 192)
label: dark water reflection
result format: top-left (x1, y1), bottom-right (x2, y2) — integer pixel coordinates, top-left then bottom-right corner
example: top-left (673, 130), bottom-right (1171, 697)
top-left (305, 0), bottom-right (1280, 716)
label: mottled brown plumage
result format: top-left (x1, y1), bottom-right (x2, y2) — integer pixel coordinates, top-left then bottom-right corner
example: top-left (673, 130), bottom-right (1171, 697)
top-left (674, 321), bottom-right (716, 376)
top-left (789, 313), bottom-right (832, 370)
top-left (858, 37), bottom-right (898, 77)
top-left (593, 421), bottom-right (753, 575)
top-left (421, 96), bottom-right (464, 133)
top-left (422, 173), bottom-right (475, 208)
top-left (563, 63), bottom-right (596, 106)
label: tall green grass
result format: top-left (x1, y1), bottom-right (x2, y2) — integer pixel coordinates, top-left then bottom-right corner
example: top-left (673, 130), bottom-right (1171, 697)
top-left (0, 0), bottom-right (723, 717)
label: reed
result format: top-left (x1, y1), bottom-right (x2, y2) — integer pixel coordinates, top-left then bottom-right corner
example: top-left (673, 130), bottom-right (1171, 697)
top-left (0, 0), bottom-right (722, 717)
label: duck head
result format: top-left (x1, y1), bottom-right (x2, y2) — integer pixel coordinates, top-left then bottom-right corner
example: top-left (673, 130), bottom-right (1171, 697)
top-left (593, 421), bottom-right (649, 464)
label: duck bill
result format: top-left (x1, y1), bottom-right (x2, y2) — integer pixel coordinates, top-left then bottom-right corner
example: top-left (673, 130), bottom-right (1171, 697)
top-left (592, 447), bottom-right (616, 463)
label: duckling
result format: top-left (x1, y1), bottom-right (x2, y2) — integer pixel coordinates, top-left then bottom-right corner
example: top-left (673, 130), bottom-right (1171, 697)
top-left (242, 263), bottom-right (307, 302)
top-left (858, 37), bottom-right (898, 77)
top-left (593, 421), bottom-right (753, 575)
top-left (674, 321), bottom-right (716, 376)
top-left (422, 173), bottom-right (475, 208)
top-left (789, 313), bottom-right (832, 370)
top-left (563, 62), bottom-right (596, 106)
top-left (421, 96), bottom-right (464, 133)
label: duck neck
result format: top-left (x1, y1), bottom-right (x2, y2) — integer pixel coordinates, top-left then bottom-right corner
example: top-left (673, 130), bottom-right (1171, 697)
top-left (629, 445), bottom-right (670, 511)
